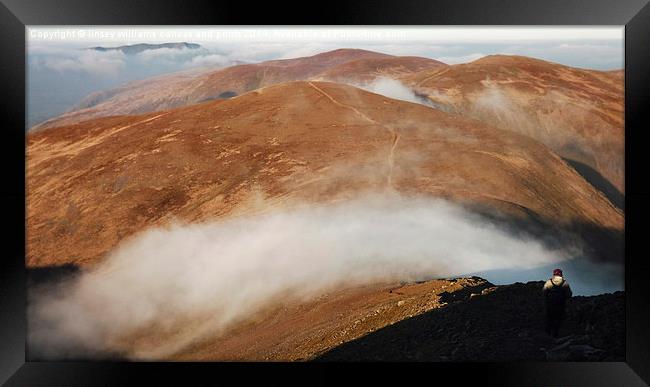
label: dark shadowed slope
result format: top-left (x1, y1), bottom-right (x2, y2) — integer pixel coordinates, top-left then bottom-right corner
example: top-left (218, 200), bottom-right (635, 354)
top-left (315, 280), bottom-right (624, 361)
top-left (563, 158), bottom-right (624, 210)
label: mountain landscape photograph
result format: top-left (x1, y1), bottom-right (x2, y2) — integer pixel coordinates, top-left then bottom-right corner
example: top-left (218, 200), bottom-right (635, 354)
top-left (26, 26), bottom-right (625, 362)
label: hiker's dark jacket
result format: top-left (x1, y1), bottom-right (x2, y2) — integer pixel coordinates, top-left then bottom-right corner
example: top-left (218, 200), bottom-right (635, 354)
top-left (542, 275), bottom-right (572, 302)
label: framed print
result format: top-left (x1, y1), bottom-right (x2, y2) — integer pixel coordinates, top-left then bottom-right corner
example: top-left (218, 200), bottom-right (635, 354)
top-left (1, 0), bottom-right (649, 385)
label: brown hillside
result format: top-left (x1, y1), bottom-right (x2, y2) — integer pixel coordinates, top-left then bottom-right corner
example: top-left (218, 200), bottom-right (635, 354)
top-left (404, 55), bottom-right (625, 198)
top-left (31, 49), bottom-right (395, 130)
top-left (317, 56), bottom-right (446, 83)
top-left (27, 81), bottom-right (622, 268)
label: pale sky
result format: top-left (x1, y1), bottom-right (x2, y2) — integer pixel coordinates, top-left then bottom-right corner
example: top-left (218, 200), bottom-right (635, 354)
top-left (27, 26), bottom-right (624, 70)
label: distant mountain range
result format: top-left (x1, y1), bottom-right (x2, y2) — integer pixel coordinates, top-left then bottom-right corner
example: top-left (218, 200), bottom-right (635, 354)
top-left (86, 42), bottom-right (202, 55)
top-left (33, 49), bottom-right (444, 130)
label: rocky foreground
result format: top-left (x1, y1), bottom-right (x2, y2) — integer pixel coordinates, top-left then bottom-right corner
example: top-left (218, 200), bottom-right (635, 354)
top-left (315, 278), bottom-right (624, 362)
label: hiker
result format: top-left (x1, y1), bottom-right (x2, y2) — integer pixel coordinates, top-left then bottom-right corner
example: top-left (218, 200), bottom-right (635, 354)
top-left (542, 268), bottom-right (572, 338)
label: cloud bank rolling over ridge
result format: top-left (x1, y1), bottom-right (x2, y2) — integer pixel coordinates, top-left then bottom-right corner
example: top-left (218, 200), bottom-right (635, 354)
top-left (29, 195), bottom-right (576, 359)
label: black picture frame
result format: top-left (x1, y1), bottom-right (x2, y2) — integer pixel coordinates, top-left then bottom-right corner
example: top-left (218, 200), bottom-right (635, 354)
top-left (1, 0), bottom-right (649, 385)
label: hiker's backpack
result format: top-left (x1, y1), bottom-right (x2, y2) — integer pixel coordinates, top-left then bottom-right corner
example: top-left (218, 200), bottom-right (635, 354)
top-left (546, 279), bottom-right (566, 307)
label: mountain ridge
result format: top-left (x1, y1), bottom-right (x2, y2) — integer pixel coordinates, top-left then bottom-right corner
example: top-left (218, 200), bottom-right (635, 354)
top-left (404, 54), bottom-right (624, 198)
top-left (27, 81), bottom-right (622, 268)
top-left (30, 49), bottom-right (444, 130)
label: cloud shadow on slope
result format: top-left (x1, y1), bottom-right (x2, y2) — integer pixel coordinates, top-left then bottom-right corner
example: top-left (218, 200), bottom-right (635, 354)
top-left (563, 158), bottom-right (624, 211)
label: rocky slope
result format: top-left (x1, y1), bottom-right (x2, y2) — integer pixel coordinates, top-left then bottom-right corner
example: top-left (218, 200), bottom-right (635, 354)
top-left (27, 81), bottom-right (622, 268)
top-left (403, 55), bottom-right (624, 203)
top-left (169, 277), bottom-right (489, 361)
top-left (316, 279), bottom-right (624, 362)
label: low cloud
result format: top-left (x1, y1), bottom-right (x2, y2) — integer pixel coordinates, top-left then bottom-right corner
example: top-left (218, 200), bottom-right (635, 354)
top-left (184, 53), bottom-right (237, 68)
top-left (29, 194), bottom-right (572, 360)
top-left (134, 46), bottom-right (211, 66)
top-left (355, 77), bottom-right (434, 107)
top-left (43, 50), bottom-right (126, 76)
top-left (435, 53), bottom-right (486, 64)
